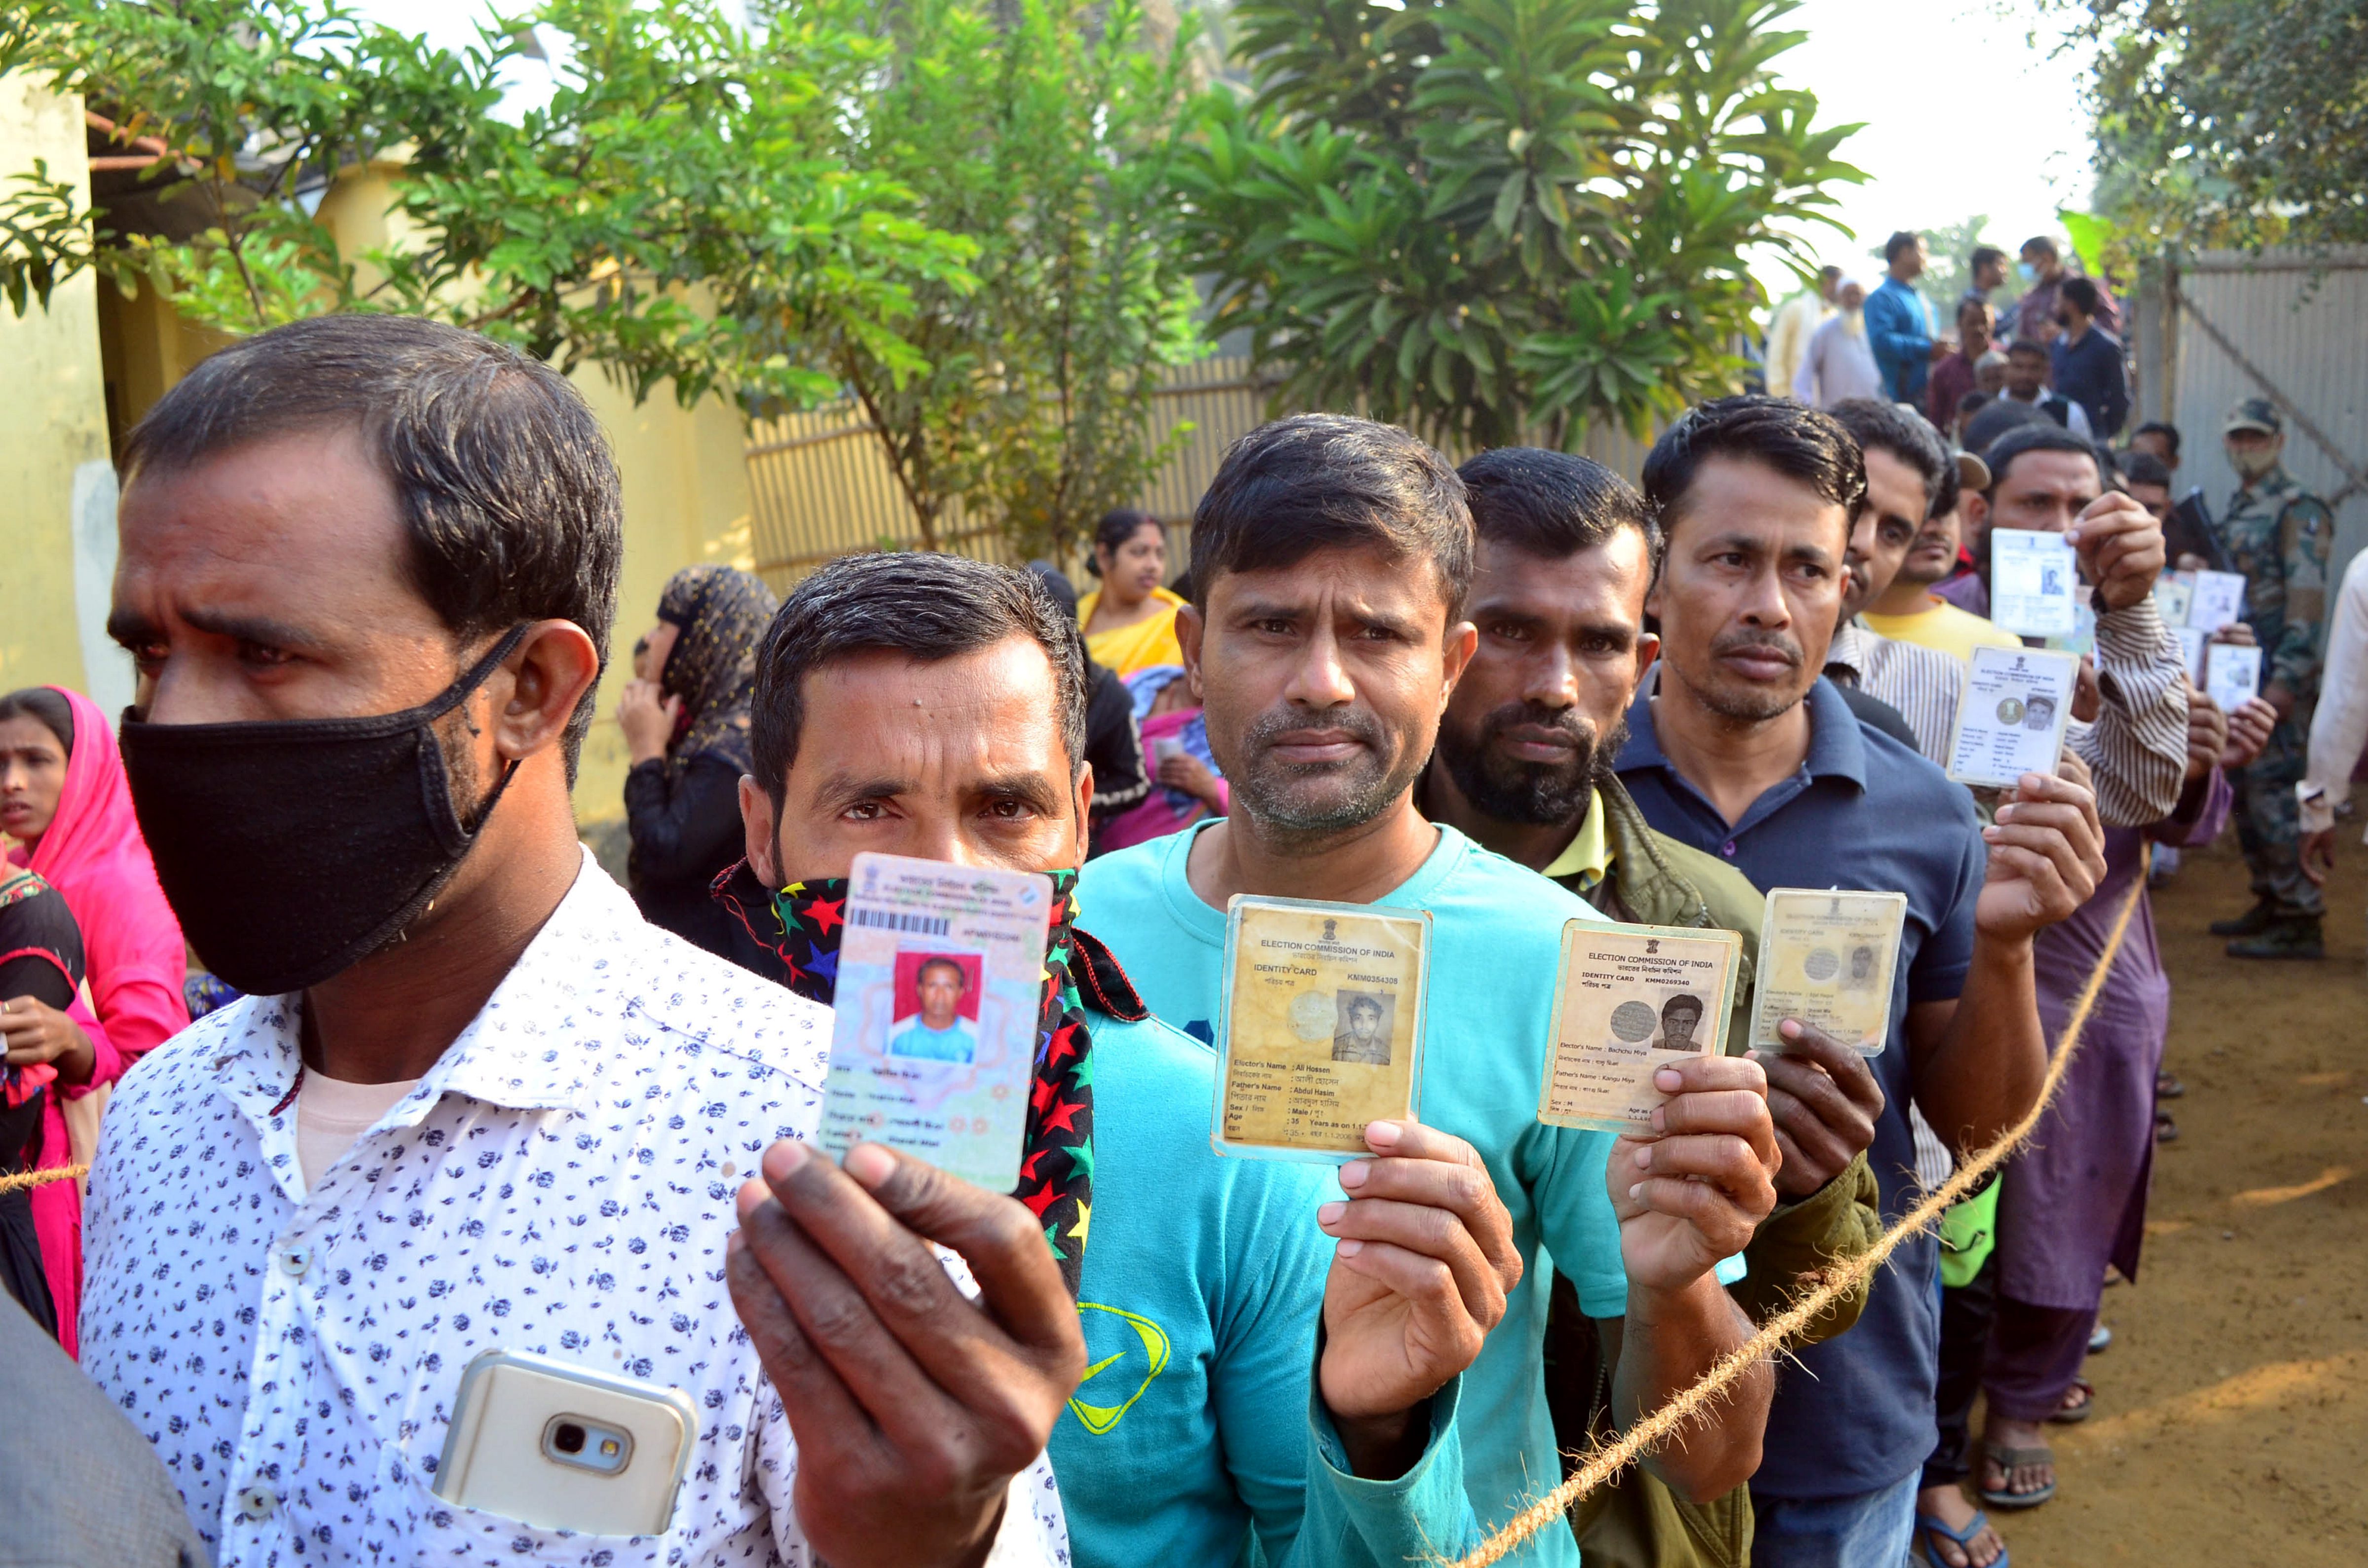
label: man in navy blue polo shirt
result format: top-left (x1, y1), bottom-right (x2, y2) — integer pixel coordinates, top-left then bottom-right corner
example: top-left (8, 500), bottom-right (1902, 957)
top-left (1614, 396), bottom-right (2108, 1568)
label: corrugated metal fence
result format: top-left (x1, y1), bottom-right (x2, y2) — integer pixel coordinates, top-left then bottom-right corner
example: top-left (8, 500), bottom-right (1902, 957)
top-left (742, 354), bottom-right (1661, 591)
top-left (2132, 247), bottom-right (2368, 584)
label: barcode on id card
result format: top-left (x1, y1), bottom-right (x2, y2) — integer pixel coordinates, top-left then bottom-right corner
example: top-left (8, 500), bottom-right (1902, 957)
top-left (851, 909), bottom-right (951, 935)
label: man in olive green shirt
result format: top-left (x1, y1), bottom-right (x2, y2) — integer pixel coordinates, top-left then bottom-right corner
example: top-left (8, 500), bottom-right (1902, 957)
top-left (1414, 446), bottom-right (1886, 1568)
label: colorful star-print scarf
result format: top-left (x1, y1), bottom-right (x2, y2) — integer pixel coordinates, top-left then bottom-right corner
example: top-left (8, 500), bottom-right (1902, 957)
top-left (712, 859), bottom-right (1144, 1299)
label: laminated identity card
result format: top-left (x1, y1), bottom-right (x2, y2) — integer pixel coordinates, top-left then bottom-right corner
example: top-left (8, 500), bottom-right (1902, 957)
top-left (2046, 603), bottom-right (2097, 659)
top-left (1945, 644), bottom-right (2080, 789)
top-left (1539, 922), bottom-right (1740, 1133)
top-left (1990, 530), bottom-right (2080, 639)
top-left (2204, 641), bottom-right (2262, 712)
top-left (1215, 895), bottom-right (1429, 1161)
top-left (1749, 889), bottom-right (1909, 1055)
top-left (2188, 569), bottom-right (2248, 634)
top-left (2172, 625), bottom-right (2209, 682)
top-left (2153, 573), bottom-right (2194, 627)
top-left (820, 852), bottom-right (1055, 1190)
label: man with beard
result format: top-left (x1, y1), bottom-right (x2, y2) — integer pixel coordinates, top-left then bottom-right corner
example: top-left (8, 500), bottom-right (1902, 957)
top-left (1416, 444), bottom-right (1884, 1568)
top-left (716, 551), bottom-right (1515, 1566)
top-left (1080, 415), bottom-right (1786, 1565)
top-left (79, 316), bottom-right (1073, 1568)
top-left (1614, 396), bottom-right (2107, 1568)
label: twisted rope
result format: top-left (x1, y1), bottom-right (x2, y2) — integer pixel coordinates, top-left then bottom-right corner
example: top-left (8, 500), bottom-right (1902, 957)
top-left (1450, 858), bottom-right (2150, 1568)
top-left (0, 1163), bottom-right (89, 1197)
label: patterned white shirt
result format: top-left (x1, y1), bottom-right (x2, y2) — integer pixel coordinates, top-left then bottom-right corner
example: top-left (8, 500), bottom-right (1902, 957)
top-left (80, 853), bottom-right (1071, 1568)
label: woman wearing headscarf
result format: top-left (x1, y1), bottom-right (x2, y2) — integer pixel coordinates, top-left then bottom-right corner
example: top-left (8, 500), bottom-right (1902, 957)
top-left (0, 686), bottom-right (189, 1355)
top-left (618, 566), bottom-right (779, 957)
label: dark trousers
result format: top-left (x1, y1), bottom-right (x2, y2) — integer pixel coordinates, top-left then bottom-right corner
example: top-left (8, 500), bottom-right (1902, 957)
top-left (1922, 1252), bottom-right (1997, 1490)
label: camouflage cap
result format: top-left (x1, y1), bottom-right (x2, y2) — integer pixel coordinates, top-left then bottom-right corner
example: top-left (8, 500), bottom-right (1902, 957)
top-left (2222, 396), bottom-right (2281, 437)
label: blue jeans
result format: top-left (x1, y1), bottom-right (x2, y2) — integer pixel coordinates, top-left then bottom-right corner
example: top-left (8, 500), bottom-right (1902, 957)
top-left (1748, 1470), bottom-right (1919, 1568)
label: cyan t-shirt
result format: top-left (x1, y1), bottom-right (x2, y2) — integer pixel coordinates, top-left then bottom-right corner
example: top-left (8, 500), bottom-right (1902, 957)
top-left (1051, 1007), bottom-right (1482, 1567)
top-left (888, 1019), bottom-right (976, 1062)
top-left (1079, 822), bottom-right (1633, 1566)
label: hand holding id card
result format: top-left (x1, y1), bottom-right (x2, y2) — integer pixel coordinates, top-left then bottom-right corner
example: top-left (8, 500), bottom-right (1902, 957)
top-left (1215, 896), bottom-right (1429, 1161)
top-left (1538, 922), bottom-right (1740, 1133)
top-left (1749, 889), bottom-right (1907, 1055)
top-left (1991, 530), bottom-right (2080, 638)
top-left (1946, 644), bottom-right (2080, 789)
top-left (2204, 640), bottom-right (2262, 712)
top-left (820, 852), bottom-right (1055, 1190)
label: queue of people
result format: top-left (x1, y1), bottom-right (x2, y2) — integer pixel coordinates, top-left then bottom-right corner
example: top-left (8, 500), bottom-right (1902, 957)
top-left (0, 298), bottom-right (2349, 1568)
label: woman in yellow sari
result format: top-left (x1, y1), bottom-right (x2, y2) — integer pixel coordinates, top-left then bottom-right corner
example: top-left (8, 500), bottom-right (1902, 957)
top-left (1076, 509), bottom-right (1186, 675)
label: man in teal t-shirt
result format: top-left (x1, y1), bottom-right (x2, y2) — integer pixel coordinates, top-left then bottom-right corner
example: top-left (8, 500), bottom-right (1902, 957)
top-left (1079, 414), bottom-right (1785, 1564)
top-left (722, 548), bottom-right (1521, 1565)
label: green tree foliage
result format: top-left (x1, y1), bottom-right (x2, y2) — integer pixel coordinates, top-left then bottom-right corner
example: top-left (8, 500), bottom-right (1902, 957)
top-left (2057, 0), bottom-right (2368, 252)
top-left (1176, 0), bottom-right (1862, 450)
top-left (798, 0), bottom-right (1205, 556)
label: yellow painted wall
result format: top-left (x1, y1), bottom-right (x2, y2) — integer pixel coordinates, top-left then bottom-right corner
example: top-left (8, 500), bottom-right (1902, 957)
top-left (0, 75), bottom-right (115, 703)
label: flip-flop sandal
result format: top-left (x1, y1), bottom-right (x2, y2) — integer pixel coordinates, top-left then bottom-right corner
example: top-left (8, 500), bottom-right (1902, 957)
top-left (2156, 1070), bottom-right (2185, 1099)
top-left (1915, 1509), bottom-right (2009, 1568)
top-left (2048, 1376), bottom-right (2096, 1424)
top-left (1979, 1443), bottom-right (2057, 1510)
top-left (2089, 1322), bottom-right (2114, 1350)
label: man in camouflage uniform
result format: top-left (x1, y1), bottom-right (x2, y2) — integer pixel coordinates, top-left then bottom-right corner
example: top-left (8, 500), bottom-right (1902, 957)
top-left (2208, 397), bottom-right (2337, 957)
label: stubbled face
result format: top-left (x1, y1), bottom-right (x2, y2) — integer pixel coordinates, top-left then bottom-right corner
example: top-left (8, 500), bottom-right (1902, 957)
top-left (1436, 531), bottom-right (1656, 828)
top-left (1662, 1006), bottom-right (1701, 1044)
top-left (1988, 450), bottom-right (2103, 536)
top-left (1185, 544), bottom-right (1473, 837)
top-left (1845, 446), bottom-right (1928, 615)
top-left (744, 634), bottom-right (1089, 885)
top-left (2005, 349), bottom-right (2048, 398)
top-left (0, 717), bottom-right (67, 846)
top-left (1647, 456), bottom-right (1851, 725)
top-left (1348, 998), bottom-right (1383, 1043)
top-left (1901, 502), bottom-right (1962, 588)
top-left (917, 963), bottom-right (964, 1028)
top-left (1095, 522), bottom-right (1167, 605)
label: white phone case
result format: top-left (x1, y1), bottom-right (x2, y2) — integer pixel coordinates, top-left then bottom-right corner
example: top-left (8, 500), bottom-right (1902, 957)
top-left (434, 1349), bottom-right (698, 1536)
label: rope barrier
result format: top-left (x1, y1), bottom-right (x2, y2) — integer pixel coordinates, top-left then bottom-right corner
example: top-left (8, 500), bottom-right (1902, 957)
top-left (1449, 855), bottom-right (2151, 1568)
top-left (0, 1163), bottom-right (89, 1197)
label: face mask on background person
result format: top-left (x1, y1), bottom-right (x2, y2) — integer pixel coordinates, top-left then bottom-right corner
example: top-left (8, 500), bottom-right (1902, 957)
top-left (2227, 442), bottom-right (2280, 481)
top-left (117, 625), bottom-right (529, 996)
top-left (2018, 261), bottom-right (2037, 283)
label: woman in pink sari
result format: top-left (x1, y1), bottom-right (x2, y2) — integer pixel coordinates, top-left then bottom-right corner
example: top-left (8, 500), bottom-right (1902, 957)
top-left (0, 687), bottom-right (188, 1353)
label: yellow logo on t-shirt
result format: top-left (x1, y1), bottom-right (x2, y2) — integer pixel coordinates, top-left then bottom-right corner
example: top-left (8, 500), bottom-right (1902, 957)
top-left (1067, 1303), bottom-right (1171, 1435)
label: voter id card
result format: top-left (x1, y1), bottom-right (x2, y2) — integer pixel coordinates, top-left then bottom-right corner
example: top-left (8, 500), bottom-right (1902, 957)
top-left (1990, 530), bottom-right (2080, 638)
top-left (820, 852), bottom-right (1055, 1190)
top-left (1214, 895), bottom-right (1428, 1162)
top-left (2153, 573), bottom-right (2194, 627)
top-left (1539, 921), bottom-right (1740, 1133)
top-left (1945, 644), bottom-right (2079, 789)
top-left (1749, 889), bottom-right (1908, 1055)
top-left (2172, 625), bottom-right (2208, 682)
top-left (2188, 569), bottom-right (2247, 634)
top-left (2204, 641), bottom-right (2262, 711)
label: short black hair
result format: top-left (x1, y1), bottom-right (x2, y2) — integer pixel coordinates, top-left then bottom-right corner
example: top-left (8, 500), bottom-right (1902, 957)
top-left (2119, 449), bottom-right (2173, 489)
top-left (1828, 398), bottom-right (1949, 512)
top-left (1457, 446), bottom-right (1659, 567)
top-left (916, 955), bottom-right (968, 989)
top-left (1982, 423), bottom-right (2101, 497)
top-left (749, 551), bottom-right (1087, 809)
top-left (1957, 294), bottom-right (1993, 324)
top-left (2060, 277), bottom-right (2101, 317)
top-left (1971, 244), bottom-right (2008, 271)
top-left (1884, 230), bottom-right (1922, 263)
top-left (2005, 337), bottom-right (2049, 359)
top-left (2022, 236), bottom-right (2060, 260)
top-left (0, 688), bottom-right (74, 754)
top-left (121, 315), bottom-right (622, 778)
top-left (1189, 414), bottom-right (1473, 618)
top-left (1661, 993), bottom-right (1704, 1021)
top-left (1641, 395), bottom-right (1866, 539)
top-left (1932, 449), bottom-right (1963, 519)
top-left (1088, 509), bottom-right (1163, 578)
top-left (2132, 420), bottom-right (2182, 459)
top-left (1961, 397), bottom-right (2047, 457)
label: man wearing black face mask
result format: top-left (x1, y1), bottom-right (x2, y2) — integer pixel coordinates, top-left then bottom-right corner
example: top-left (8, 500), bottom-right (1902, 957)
top-left (79, 316), bottom-right (1078, 1568)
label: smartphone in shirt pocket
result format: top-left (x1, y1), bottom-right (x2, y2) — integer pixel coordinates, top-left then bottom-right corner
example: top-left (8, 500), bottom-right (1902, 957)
top-left (435, 1349), bottom-right (699, 1536)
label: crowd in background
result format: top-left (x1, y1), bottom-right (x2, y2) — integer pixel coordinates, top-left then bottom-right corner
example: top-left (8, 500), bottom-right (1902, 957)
top-left (0, 256), bottom-right (2357, 1568)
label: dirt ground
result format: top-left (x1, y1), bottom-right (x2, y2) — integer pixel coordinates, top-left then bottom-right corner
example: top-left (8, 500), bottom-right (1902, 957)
top-left (1981, 833), bottom-right (2368, 1567)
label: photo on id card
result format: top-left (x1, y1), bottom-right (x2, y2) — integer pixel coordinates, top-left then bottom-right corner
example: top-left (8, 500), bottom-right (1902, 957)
top-left (1749, 889), bottom-right (1908, 1054)
top-left (1214, 895), bottom-right (1428, 1161)
top-left (1945, 644), bottom-right (2079, 789)
top-left (820, 852), bottom-right (1054, 1191)
top-left (1539, 921), bottom-right (1740, 1133)
top-left (2204, 640), bottom-right (2262, 713)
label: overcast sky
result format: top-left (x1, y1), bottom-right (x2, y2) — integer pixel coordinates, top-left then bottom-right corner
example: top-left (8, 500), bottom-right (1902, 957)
top-left (358, 0), bottom-right (2098, 303)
